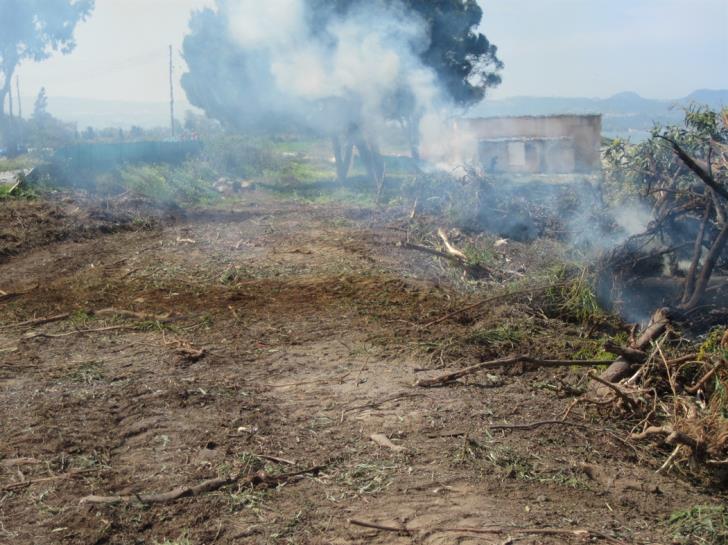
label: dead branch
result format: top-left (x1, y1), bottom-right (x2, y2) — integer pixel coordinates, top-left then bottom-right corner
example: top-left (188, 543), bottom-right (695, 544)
top-left (95, 308), bottom-right (170, 321)
top-left (415, 355), bottom-right (614, 388)
top-left (436, 228), bottom-right (468, 261)
top-left (685, 361), bottom-right (725, 394)
top-left (0, 313), bottom-right (71, 330)
top-left (348, 519), bottom-right (411, 534)
top-left (23, 325), bottom-right (134, 339)
top-left (603, 340), bottom-right (647, 363)
top-left (343, 392), bottom-right (426, 413)
top-left (633, 308), bottom-right (671, 350)
top-left (630, 426), bottom-right (702, 452)
top-left (348, 519), bottom-right (626, 544)
top-left (598, 308), bottom-right (670, 385)
top-left (587, 372), bottom-right (639, 411)
top-left (79, 465), bottom-right (324, 506)
top-left (487, 419), bottom-right (594, 433)
top-left (254, 454), bottom-right (296, 466)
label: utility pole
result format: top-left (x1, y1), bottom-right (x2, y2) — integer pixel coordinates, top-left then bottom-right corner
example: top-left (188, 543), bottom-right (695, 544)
top-left (169, 45), bottom-right (175, 139)
top-left (7, 77), bottom-right (15, 156)
top-left (7, 81), bottom-right (13, 124)
top-left (16, 76), bottom-right (22, 119)
top-left (15, 75), bottom-right (22, 152)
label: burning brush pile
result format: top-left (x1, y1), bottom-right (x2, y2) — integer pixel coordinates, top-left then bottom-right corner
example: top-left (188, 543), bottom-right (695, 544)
top-left (404, 108), bottom-right (728, 481)
top-left (585, 108), bottom-right (728, 481)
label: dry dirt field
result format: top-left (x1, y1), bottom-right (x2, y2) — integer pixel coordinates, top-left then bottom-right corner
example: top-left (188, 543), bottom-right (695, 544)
top-left (0, 191), bottom-right (724, 545)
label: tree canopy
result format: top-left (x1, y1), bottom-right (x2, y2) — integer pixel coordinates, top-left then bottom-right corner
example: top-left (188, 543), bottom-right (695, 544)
top-left (0, 0), bottom-right (94, 118)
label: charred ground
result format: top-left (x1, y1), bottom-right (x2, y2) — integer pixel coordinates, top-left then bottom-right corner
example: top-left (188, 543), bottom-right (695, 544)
top-left (0, 187), bottom-right (725, 545)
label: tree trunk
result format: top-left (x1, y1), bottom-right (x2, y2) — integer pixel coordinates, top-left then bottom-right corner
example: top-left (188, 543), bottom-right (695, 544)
top-left (332, 135), bottom-right (354, 183)
top-left (406, 116), bottom-right (421, 161)
top-left (681, 204), bottom-right (711, 305)
top-left (681, 222), bottom-right (728, 310)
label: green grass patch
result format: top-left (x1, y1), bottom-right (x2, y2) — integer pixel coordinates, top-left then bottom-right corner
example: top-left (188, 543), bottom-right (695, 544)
top-left (467, 325), bottom-right (523, 350)
top-left (339, 462), bottom-right (397, 496)
top-left (68, 361), bottom-right (105, 384)
top-left (670, 505), bottom-right (728, 545)
top-left (0, 155), bottom-right (36, 173)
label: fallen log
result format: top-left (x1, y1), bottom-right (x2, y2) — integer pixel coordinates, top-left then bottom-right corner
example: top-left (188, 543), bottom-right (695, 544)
top-left (415, 355), bottom-right (614, 388)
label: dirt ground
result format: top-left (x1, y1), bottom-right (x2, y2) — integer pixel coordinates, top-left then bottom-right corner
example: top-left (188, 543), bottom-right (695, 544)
top-left (0, 190), bottom-right (724, 545)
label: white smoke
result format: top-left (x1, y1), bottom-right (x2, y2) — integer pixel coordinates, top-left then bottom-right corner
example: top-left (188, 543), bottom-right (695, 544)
top-left (224, 0), bottom-right (460, 158)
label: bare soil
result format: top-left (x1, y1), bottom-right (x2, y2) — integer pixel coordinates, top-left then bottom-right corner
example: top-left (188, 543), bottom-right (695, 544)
top-left (0, 191), bottom-right (723, 545)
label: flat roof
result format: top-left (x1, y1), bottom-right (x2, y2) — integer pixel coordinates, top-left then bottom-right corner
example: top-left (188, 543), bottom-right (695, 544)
top-left (479, 136), bottom-right (573, 143)
top-left (466, 114), bottom-right (602, 122)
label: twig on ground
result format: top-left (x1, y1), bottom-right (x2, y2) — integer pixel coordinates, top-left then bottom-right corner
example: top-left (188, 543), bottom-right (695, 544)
top-left (436, 228), bottom-right (468, 261)
top-left (348, 519), bottom-right (411, 534)
top-left (79, 465), bottom-right (324, 506)
top-left (348, 519), bottom-right (627, 543)
top-left (587, 372), bottom-right (639, 411)
top-left (254, 454), bottom-right (297, 466)
top-left (415, 355), bottom-right (614, 388)
top-left (685, 360), bottom-right (725, 394)
top-left (24, 325), bottom-right (134, 339)
top-left (95, 308), bottom-right (171, 321)
top-left (0, 313), bottom-right (71, 330)
top-left (343, 392), bottom-right (427, 413)
top-left (656, 445), bottom-right (682, 474)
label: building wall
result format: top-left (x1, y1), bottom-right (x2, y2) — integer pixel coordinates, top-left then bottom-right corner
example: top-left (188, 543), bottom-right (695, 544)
top-left (464, 115), bottom-right (602, 173)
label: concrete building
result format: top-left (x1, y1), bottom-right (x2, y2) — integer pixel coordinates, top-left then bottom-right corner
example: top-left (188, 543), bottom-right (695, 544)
top-left (462, 114), bottom-right (602, 174)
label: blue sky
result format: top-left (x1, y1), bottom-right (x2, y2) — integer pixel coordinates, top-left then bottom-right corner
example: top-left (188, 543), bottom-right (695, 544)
top-left (483, 0), bottom-right (728, 98)
top-left (16, 0), bottom-right (728, 103)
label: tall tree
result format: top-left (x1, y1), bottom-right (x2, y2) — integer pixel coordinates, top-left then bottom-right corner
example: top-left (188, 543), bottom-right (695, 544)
top-left (182, 0), bottom-right (502, 181)
top-left (32, 86), bottom-right (49, 120)
top-left (0, 0), bottom-right (94, 119)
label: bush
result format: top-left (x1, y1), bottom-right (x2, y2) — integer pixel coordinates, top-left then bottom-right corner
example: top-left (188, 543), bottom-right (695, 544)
top-left (203, 136), bottom-right (282, 179)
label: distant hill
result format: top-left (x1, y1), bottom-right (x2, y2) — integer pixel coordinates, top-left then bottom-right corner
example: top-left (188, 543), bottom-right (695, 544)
top-left (23, 96), bottom-right (197, 130)
top-left (23, 89), bottom-right (728, 140)
top-left (470, 89), bottom-right (728, 140)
